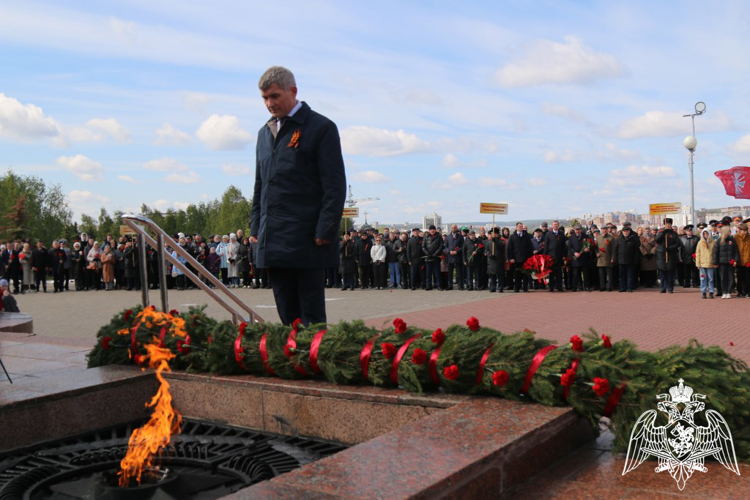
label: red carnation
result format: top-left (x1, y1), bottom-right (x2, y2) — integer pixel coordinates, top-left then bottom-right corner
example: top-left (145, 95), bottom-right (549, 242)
top-left (177, 336), bottom-right (191, 354)
top-left (466, 316), bottom-right (480, 331)
top-left (730, 259), bottom-right (736, 266)
top-left (492, 370), bottom-right (509, 387)
top-left (692, 253), bottom-right (696, 260)
top-left (730, 341), bottom-right (734, 346)
top-left (284, 344), bottom-right (294, 358)
top-left (292, 318), bottom-right (302, 331)
top-left (432, 328), bottom-right (445, 344)
top-left (239, 321), bottom-right (247, 336)
top-left (569, 335), bottom-right (583, 352)
top-left (601, 334), bottom-right (612, 349)
top-left (560, 367), bottom-right (576, 387)
top-left (150, 305), bottom-right (156, 311)
top-left (207, 334), bottom-right (213, 344)
top-left (592, 377), bottom-right (610, 397)
top-left (411, 348), bottom-right (428, 365)
top-left (124, 309), bottom-right (133, 321)
top-left (477, 243), bottom-right (484, 248)
top-left (393, 318), bottom-right (407, 334)
top-left (169, 309), bottom-right (179, 317)
top-left (443, 364), bottom-right (460, 380)
top-left (102, 336), bottom-right (112, 350)
top-left (382, 343), bottom-right (396, 359)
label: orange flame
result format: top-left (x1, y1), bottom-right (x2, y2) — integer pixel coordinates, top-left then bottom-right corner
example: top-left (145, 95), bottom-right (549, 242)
top-left (118, 342), bottom-right (181, 487)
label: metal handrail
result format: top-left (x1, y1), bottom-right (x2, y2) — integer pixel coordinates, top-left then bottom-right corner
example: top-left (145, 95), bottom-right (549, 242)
top-left (121, 214), bottom-right (263, 325)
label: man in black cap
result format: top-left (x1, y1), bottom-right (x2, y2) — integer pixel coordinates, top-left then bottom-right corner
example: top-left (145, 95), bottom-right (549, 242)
top-left (615, 222), bottom-right (639, 292)
top-left (422, 225), bottom-right (443, 291)
top-left (486, 227), bottom-right (505, 292)
top-left (445, 224), bottom-right (465, 290)
top-left (654, 218), bottom-right (682, 293)
top-left (566, 224), bottom-right (591, 292)
top-left (507, 222), bottom-right (533, 292)
top-left (407, 228), bottom-right (423, 291)
top-left (543, 220), bottom-right (567, 292)
top-left (355, 232), bottom-right (372, 289)
top-left (679, 224), bottom-right (699, 288)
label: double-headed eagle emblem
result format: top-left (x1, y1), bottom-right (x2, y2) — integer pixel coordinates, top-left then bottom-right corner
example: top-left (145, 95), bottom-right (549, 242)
top-left (623, 379), bottom-right (740, 490)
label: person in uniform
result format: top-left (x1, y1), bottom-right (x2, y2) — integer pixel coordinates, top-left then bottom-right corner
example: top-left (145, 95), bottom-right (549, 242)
top-left (250, 66), bottom-right (346, 325)
top-left (445, 224), bottom-right (464, 290)
top-left (654, 218), bottom-right (682, 293)
top-left (679, 224), bottom-right (699, 288)
top-left (507, 222), bottom-right (533, 292)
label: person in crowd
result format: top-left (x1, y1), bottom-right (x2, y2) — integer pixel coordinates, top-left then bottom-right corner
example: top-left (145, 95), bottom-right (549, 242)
top-left (20, 242), bottom-right (33, 293)
top-left (439, 233), bottom-right (450, 289)
top-left (83, 238), bottom-right (95, 289)
top-left (7, 242), bottom-right (22, 294)
top-left (616, 222), bottom-right (639, 292)
top-left (171, 243), bottom-right (188, 290)
top-left (507, 222), bottom-right (533, 293)
top-left (60, 240), bottom-right (71, 290)
top-left (216, 235), bottom-right (229, 285)
top-left (206, 246), bottom-right (220, 287)
top-left (463, 230), bottom-right (483, 291)
top-left (735, 223), bottom-right (750, 298)
top-left (422, 225), bottom-right (443, 291)
top-left (639, 226), bottom-right (657, 288)
top-left (476, 227), bottom-right (488, 289)
top-left (407, 227), bottom-right (422, 291)
top-left (72, 242), bottom-right (85, 291)
top-left (655, 218), bottom-right (682, 294)
top-left (85, 241), bottom-right (101, 291)
top-left (385, 232), bottom-right (401, 289)
top-left (696, 227), bottom-right (717, 299)
top-left (530, 228), bottom-right (545, 290)
top-left (486, 227), bottom-right (505, 293)
top-left (543, 220), bottom-right (567, 292)
top-left (679, 224), bottom-right (699, 288)
top-left (32, 240), bottom-right (48, 293)
top-left (0, 279), bottom-right (20, 312)
top-left (101, 245), bottom-right (115, 291)
top-left (566, 224), bottom-right (591, 292)
top-left (226, 233), bottom-right (240, 288)
top-left (713, 225), bottom-right (738, 299)
top-left (146, 243), bottom-right (160, 290)
top-left (238, 237), bottom-right (251, 288)
top-left (445, 224), bottom-right (464, 291)
top-left (123, 240), bottom-right (140, 291)
top-left (370, 234), bottom-right (387, 290)
top-left (397, 232), bottom-right (409, 289)
top-left (355, 231), bottom-right (372, 289)
top-left (50, 240), bottom-right (69, 293)
top-left (595, 225), bottom-right (615, 292)
top-left (339, 232), bottom-right (357, 291)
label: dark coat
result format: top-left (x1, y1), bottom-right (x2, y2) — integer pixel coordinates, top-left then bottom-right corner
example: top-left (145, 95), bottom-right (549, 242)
top-left (507, 231), bottom-right (533, 264)
top-left (422, 233), bottom-right (443, 262)
top-left (679, 234), bottom-right (699, 262)
top-left (407, 236), bottom-right (423, 264)
top-left (354, 237), bottom-right (372, 265)
top-left (393, 239), bottom-right (407, 265)
top-left (530, 236), bottom-right (545, 255)
top-left (615, 232), bottom-right (640, 266)
top-left (654, 229), bottom-right (682, 271)
top-left (48, 247), bottom-right (67, 274)
top-left (31, 247), bottom-right (48, 272)
top-left (340, 239), bottom-right (357, 273)
top-left (237, 243), bottom-right (250, 274)
top-left (712, 236), bottom-right (739, 265)
top-left (250, 102), bottom-right (346, 269)
top-left (463, 237), bottom-right (484, 266)
top-left (444, 232), bottom-right (464, 264)
top-left (566, 232), bottom-right (592, 267)
top-left (485, 237), bottom-right (505, 275)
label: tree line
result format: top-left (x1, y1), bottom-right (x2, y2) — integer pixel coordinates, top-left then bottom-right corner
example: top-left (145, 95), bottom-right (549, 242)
top-left (0, 170), bottom-right (252, 244)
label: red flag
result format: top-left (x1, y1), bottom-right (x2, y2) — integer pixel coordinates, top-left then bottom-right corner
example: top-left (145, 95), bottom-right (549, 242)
top-left (715, 166), bottom-right (750, 199)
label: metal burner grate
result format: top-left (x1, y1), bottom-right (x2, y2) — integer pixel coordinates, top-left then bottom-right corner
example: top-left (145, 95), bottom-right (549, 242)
top-left (0, 419), bottom-right (346, 500)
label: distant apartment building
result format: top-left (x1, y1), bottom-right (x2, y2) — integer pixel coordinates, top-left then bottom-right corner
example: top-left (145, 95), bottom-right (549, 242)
top-left (423, 212), bottom-right (442, 229)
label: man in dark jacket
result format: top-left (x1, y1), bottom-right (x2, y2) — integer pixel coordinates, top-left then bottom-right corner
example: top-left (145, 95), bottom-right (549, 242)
top-left (397, 232), bottom-right (409, 289)
top-left (445, 224), bottom-right (464, 290)
top-left (385, 232), bottom-right (401, 289)
top-left (422, 225), bottom-right (443, 291)
top-left (463, 231), bottom-right (483, 290)
top-left (507, 222), bottom-right (533, 292)
top-left (339, 232), bottom-right (357, 290)
top-left (654, 218), bottom-right (682, 293)
top-left (6, 243), bottom-right (22, 294)
top-left (31, 240), bottom-right (48, 293)
top-left (543, 220), bottom-right (567, 292)
top-left (566, 225), bottom-right (592, 292)
top-left (615, 223), bottom-right (639, 292)
top-left (250, 66), bottom-right (346, 325)
top-left (49, 240), bottom-right (67, 293)
top-left (486, 228), bottom-right (505, 292)
top-left (354, 232), bottom-right (372, 289)
top-left (406, 228), bottom-right (423, 291)
top-left (678, 224), bottom-right (699, 288)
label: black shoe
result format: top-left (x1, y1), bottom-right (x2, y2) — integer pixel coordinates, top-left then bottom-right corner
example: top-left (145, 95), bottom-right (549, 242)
top-left (702, 292), bottom-right (707, 299)
top-left (660, 290), bottom-right (666, 294)
top-left (709, 292), bottom-right (714, 299)
top-left (549, 289), bottom-right (554, 292)
top-left (627, 289), bottom-right (633, 293)
top-left (490, 289), bottom-right (496, 293)
top-left (619, 290), bottom-right (625, 292)
top-left (668, 289), bottom-right (673, 293)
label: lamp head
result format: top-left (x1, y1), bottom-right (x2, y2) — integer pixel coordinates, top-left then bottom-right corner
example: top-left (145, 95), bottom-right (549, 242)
top-left (683, 135), bottom-right (698, 151)
top-left (695, 101), bottom-right (706, 115)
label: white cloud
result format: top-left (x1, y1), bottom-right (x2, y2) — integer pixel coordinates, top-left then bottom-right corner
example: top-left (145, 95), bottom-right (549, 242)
top-left (86, 118), bottom-right (130, 142)
top-left (544, 143), bottom-right (642, 164)
top-left (541, 102), bottom-right (589, 124)
top-left (0, 93), bottom-right (61, 140)
top-left (730, 134), bottom-right (750, 153)
top-left (154, 123), bottom-right (192, 145)
top-left (117, 175), bottom-right (140, 184)
top-left (604, 143), bottom-right (641, 160)
top-left (341, 126), bottom-right (430, 157)
top-left (222, 163), bottom-right (252, 176)
top-left (354, 170), bottom-right (391, 183)
top-left (479, 177), bottom-right (519, 189)
top-left (609, 165), bottom-right (677, 187)
top-left (57, 154), bottom-right (103, 181)
top-left (173, 201), bottom-right (190, 211)
top-left (441, 153), bottom-right (487, 169)
top-left (152, 199), bottom-right (191, 212)
top-left (67, 190), bottom-right (110, 219)
top-left (528, 177), bottom-right (547, 187)
top-left (143, 157), bottom-right (188, 172)
top-left (448, 172), bottom-right (469, 185)
top-left (544, 150), bottom-right (578, 163)
top-left (164, 171), bottom-right (200, 184)
top-left (617, 111), bottom-right (732, 139)
top-left (495, 36), bottom-right (626, 87)
top-left (195, 114), bottom-right (253, 150)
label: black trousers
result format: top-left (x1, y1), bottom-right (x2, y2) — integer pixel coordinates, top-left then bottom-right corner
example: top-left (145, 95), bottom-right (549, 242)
top-left (373, 262), bottom-right (387, 288)
top-left (409, 262), bottom-right (421, 289)
top-left (269, 267), bottom-right (326, 326)
top-left (512, 264), bottom-right (528, 291)
top-left (448, 262), bottom-right (464, 289)
top-left (35, 270), bottom-right (47, 291)
top-left (358, 264), bottom-right (371, 288)
top-left (737, 266), bottom-right (749, 296)
top-left (548, 263), bottom-right (563, 291)
top-left (659, 269), bottom-right (676, 292)
top-left (425, 261), bottom-right (440, 289)
top-left (399, 262), bottom-right (409, 288)
top-left (598, 267), bottom-right (613, 291)
top-left (466, 265), bottom-right (478, 290)
top-left (342, 271), bottom-right (355, 290)
top-left (54, 271), bottom-right (65, 291)
top-left (682, 263), bottom-right (698, 287)
top-left (718, 264), bottom-right (735, 295)
top-left (570, 266), bottom-right (589, 291)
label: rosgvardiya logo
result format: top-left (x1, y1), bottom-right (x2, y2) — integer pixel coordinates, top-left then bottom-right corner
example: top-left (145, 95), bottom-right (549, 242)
top-left (623, 379), bottom-right (741, 490)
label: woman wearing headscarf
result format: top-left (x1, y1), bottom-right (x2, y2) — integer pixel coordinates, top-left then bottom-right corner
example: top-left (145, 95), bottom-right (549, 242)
top-left (72, 242), bottom-right (86, 291)
top-left (101, 245), bottom-right (115, 290)
top-left (216, 235), bottom-right (229, 286)
top-left (20, 243), bottom-right (33, 293)
top-left (226, 233), bottom-right (240, 288)
top-left (87, 241), bottom-right (102, 291)
top-left (695, 227), bottom-right (717, 299)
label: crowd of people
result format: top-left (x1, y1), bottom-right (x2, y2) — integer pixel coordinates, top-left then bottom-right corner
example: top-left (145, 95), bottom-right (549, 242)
top-left (2, 215), bottom-right (749, 300)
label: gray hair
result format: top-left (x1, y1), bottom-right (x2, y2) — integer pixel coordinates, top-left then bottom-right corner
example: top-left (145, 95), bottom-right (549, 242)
top-left (258, 66), bottom-right (296, 91)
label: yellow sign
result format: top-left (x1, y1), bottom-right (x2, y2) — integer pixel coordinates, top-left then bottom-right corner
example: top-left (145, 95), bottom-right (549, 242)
top-left (480, 203), bottom-right (508, 215)
top-left (343, 207), bottom-right (360, 218)
top-left (120, 225), bottom-right (137, 236)
top-left (649, 203), bottom-right (682, 215)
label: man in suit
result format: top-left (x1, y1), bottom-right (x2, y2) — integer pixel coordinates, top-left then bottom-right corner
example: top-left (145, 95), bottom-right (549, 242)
top-left (250, 66), bottom-right (346, 326)
top-left (445, 224), bottom-right (464, 290)
top-left (543, 220), bottom-right (566, 292)
top-left (566, 224), bottom-right (591, 292)
top-left (422, 225), bottom-right (443, 291)
top-left (507, 222), bottom-right (533, 292)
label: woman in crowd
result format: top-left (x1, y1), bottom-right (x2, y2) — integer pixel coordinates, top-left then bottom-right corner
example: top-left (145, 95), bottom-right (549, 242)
top-left (87, 241), bottom-right (102, 291)
top-left (226, 233), bottom-right (240, 288)
top-left (713, 226), bottom-right (739, 299)
top-left (216, 235), bottom-right (229, 285)
top-left (171, 238), bottom-right (188, 290)
top-left (72, 242), bottom-right (85, 291)
top-left (370, 234), bottom-right (387, 290)
top-left (20, 243), bottom-right (33, 293)
top-left (639, 226), bottom-right (657, 288)
top-left (101, 245), bottom-right (115, 290)
top-left (238, 237), bottom-right (251, 288)
top-left (696, 227), bottom-right (716, 299)
top-left (340, 233), bottom-right (357, 291)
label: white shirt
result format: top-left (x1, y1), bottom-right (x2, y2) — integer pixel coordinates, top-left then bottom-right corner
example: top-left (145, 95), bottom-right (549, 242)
top-left (277, 100), bottom-right (303, 131)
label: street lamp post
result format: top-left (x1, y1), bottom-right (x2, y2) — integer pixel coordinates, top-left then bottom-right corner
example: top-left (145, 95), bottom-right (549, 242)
top-left (683, 101), bottom-right (706, 225)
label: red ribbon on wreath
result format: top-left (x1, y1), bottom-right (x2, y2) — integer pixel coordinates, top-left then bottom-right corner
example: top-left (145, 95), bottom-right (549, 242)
top-left (390, 334), bottom-right (421, 384)
top-left (260, 333), bottom-right (276, 376)
top-left (285, 322), bottom-right (309, 376)
top-left (158, 326), bottom-right (167, 348)
top-left (428, 345), bottom-right (443, 385)
top-left (359, 336), bottom-right (378, 381)
top-left (234, 322), bottom-right (248, 371)
top-left (309, 330), bottom-right (326, 375)
top-left (475, 345), bottom-right (494, 385)
top-left (603, 383), bottom-right (627, 417)
top-left (130, 323), bottom-right (141, 365)
top-left (521, 345), bottom-right (557, 394)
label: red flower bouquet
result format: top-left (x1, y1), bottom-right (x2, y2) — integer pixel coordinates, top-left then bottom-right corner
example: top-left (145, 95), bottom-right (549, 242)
top-left (411, 348), bottom-right (428, 365)
top-left (520, 254), bottom-right (554, 284)
top-left (592, 377), bottom-right (610, 396)
top-left (443, 365), bottom-right (460, 380)
top-left (432, 328), bottom-right (445, 344)
top-left (466, 316), bottom-right (480, 331)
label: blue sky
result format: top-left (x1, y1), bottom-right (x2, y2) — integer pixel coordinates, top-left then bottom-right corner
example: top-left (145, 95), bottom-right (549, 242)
top-left (1, 0), bottom-right (749, 225)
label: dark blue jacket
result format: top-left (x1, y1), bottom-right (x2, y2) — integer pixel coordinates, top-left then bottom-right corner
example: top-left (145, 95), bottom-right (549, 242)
top-left (444, 231), bottom-right (464, 264)
top-left (251, 102), bottom-right (346, 268)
